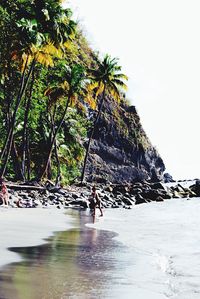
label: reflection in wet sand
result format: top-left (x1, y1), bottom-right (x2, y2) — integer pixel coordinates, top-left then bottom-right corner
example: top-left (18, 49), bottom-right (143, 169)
top-left (0, 210), bottom-right (125, 299)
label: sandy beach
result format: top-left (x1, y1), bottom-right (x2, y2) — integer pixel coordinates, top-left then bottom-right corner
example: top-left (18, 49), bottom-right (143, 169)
top-left (0, 207), bottom-right (74, 269)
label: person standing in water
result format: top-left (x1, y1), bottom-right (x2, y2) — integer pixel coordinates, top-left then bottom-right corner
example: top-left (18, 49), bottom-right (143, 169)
top-left (0, 178), bottom-right (9, 206)
top-left (89, 186), bottom-right (103, 217)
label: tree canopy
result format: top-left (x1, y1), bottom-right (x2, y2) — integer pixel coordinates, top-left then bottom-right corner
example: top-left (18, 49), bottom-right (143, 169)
top-left (0, 0), bottom-right (128, 185)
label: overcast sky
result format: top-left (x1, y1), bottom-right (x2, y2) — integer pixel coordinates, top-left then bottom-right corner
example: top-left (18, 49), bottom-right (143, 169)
top-left (67, 0), bottom-right (200, 180)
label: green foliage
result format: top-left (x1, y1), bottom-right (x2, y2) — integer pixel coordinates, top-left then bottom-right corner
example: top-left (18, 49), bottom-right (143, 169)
top-left (0, 0), bottom-right (132, 185)
top-left (88, 54), bottom-right (128, 102)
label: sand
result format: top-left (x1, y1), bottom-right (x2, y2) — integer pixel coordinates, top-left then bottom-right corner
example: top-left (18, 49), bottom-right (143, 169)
top-left (0, 207), bottom-right (74, 268)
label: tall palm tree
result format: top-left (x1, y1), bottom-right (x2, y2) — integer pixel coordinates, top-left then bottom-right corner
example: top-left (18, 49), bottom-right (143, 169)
top-left (38, 64), bottom-right (87, 181)
top-left (81, 54), bottom-right (128, 184)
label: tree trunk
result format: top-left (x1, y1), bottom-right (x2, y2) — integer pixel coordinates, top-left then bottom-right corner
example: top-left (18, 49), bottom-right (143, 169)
top-left (50, 105), bottom-right (61, 186)
top-left (26, 129), bottom-right (31, 181)
top-left (54, 139), bottom-right (61, 187)
top-left (0, 55), bottom-right (29, 162)
top-left (80, 87), bottom-right (106, 184)
top-left (21, 69), bottom-right (35, 180)
top-left (11, 139), bottom-right (24, 180)
top-left (38, 95), bottom-right (71, 181)
top-left (47, 159), bottom-right (52, 180)
top-left (46, 105), bottom-right (56, 181)
top-left (0, 58), bottom-right (36, 178)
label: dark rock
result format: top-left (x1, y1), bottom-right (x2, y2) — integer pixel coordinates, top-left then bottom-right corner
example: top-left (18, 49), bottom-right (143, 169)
top-left (129, 187), bottom-right (143, 195)
top-left (121, 197), bottom-right (133, 206)
top-left (112, 185), bottom-right (130, 194)
top-left (125, 105), bottom-right (137, 113)
top-left (151, 182), bottom-right (166, 190)
top-left (102, 194), bottom-right (113, 202)
top-left (72, 193), bottom-right (79, 200)
top-left (111, 203), bottom-right (120, 208)
top-left (163, 173), bottom-right (175, 183)
top-left (48, 195), bottom-right (57, 201)
top-left (156, 196), bottom-right (164, 202)
top-left (104, 186), bottom-right (113, 192)
top-left (135, 194), bottom-right (149, 205)
top-left (116, 199), bottom-right (123, 205)
top-left (140, 189), bottom-right (163, 201)
top-left (57, 189), bottom-right (67, 196)
top-left (190, 180), bottom-right (200, 196)
top-left (84, 97), bottom-right (165, 184)
top-left (124, 205), bottom-right (131, 209)
top-left (161, 193), bottom-right (171, 199)
top-left (47, 186), bottom-right (61, 192)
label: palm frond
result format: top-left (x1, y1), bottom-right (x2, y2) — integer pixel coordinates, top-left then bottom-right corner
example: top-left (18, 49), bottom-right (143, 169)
top-left (113, 73), bottom-right (128, 81)
top-left (87, 54), bottom-right (128, 103)
top-left (108, 83), bottom-right (121, 102)
top-left (111, 79), bottom-right (128, 91)
top-left (84, 94), bottom-right (97, 110)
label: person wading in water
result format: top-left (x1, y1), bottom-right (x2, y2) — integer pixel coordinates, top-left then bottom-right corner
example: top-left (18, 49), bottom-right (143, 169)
top-left (89, 186), bottom-right (103, 217)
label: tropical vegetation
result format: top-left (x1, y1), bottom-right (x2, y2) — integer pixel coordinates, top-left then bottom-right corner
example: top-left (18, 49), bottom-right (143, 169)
top-left (0, 0), bottom-right (128, 185)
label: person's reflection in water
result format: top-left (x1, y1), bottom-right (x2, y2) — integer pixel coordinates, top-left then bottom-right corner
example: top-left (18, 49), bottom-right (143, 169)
top-left (0, 210), bottom-right (121, 299)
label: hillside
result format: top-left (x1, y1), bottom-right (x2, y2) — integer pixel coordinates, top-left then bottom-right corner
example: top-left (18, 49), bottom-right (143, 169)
top-left (0, 0), bottom-right (166, 185)
top-left (85, 96), bottom-right (165, 183)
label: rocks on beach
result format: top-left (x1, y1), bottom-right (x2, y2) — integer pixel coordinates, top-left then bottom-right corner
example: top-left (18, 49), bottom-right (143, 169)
top-left (1, 179), bottom-right (200, 210)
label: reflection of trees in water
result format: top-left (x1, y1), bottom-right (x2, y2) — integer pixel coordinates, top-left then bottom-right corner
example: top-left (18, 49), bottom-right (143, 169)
top-left (0, 210), bottom-right (121, 299)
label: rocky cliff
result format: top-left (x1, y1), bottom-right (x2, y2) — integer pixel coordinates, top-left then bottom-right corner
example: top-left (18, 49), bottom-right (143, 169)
top-left (85, 96), bottom-right (165, 184)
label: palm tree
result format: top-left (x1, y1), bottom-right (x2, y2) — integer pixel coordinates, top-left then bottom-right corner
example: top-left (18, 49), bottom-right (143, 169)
top-left (81, 54), bottom-right (128, 184)
top-left (38, 64), bottom-right (87, 181)
top-left (0, 1), bottom-right (76, 178)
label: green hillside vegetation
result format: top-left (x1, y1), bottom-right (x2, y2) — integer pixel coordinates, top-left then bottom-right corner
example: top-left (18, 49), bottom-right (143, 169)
top-left (0, 0), bottom-right (148, 186)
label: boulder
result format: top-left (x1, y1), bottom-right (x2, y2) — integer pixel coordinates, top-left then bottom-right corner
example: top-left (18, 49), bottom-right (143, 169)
top-left (48, 195), bottom-right (58, 201)
top-left (135, 194), bottom-right (149, 205)
top-left (190, 180), bottom-right (200, 196)
top-left (112, 185), bottom-right (130, 194)
top-left (121, 197), bottom-right (133, 206)
top-left (151, 182), bottom-right (166, 190)
top-left (163, 173), bottom-right (175, 183)
top-left (156, 196), bottom-right (164, 202)
top-left (72, 193), bottom-right (79, 199)
top-left (140, 189), bottom-right (164, 201)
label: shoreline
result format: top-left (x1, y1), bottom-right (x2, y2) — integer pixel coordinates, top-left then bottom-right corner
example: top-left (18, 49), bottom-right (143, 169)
top-left (1, 200), bottom-right (200, 298)
top-left (1, 178), bottom-right (199, 269)
top-left (0, 208), bottom-right (74, 269)
top-left (2, 179), bottom-right (200, 211)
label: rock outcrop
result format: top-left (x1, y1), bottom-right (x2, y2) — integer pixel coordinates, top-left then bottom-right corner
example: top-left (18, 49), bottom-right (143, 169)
top-left (3, 180), bottom-right (199, 209)
top-left (85, 97), bottom-right (165, 184)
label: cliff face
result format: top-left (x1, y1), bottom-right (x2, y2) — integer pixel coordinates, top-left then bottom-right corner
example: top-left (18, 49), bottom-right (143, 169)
top-left (85, 96), bottom-right (165, 184)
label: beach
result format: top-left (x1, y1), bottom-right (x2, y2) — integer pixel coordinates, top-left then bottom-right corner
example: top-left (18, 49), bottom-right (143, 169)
top-left (1, 199), bottom-right (200, 298)
top-left (0, 208), bottom-right (75, 268)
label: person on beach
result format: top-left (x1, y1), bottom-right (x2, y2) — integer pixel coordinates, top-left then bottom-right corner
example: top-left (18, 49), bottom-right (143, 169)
top-left (89, 186), bottom-right (103, 217)
top-left (0, 178), bottom-right (9, 206)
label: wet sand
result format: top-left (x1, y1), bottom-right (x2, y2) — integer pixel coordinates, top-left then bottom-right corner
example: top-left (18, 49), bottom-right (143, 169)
top-left (0, 209), bottom-right (127, 299)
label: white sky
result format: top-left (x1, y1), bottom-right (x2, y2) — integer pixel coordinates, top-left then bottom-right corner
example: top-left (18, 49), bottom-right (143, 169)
top-left (67, 0), bottom-right (200, 180)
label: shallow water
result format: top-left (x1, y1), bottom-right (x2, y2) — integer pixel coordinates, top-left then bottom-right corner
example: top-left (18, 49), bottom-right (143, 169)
top-left (89, 198), bottom-right (200, 299)
top-left (0, 210), bottom-right (126, 299)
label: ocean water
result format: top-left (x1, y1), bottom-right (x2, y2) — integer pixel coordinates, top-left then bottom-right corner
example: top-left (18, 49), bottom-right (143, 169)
top-left (89, 198), bottom-right (200, 299)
